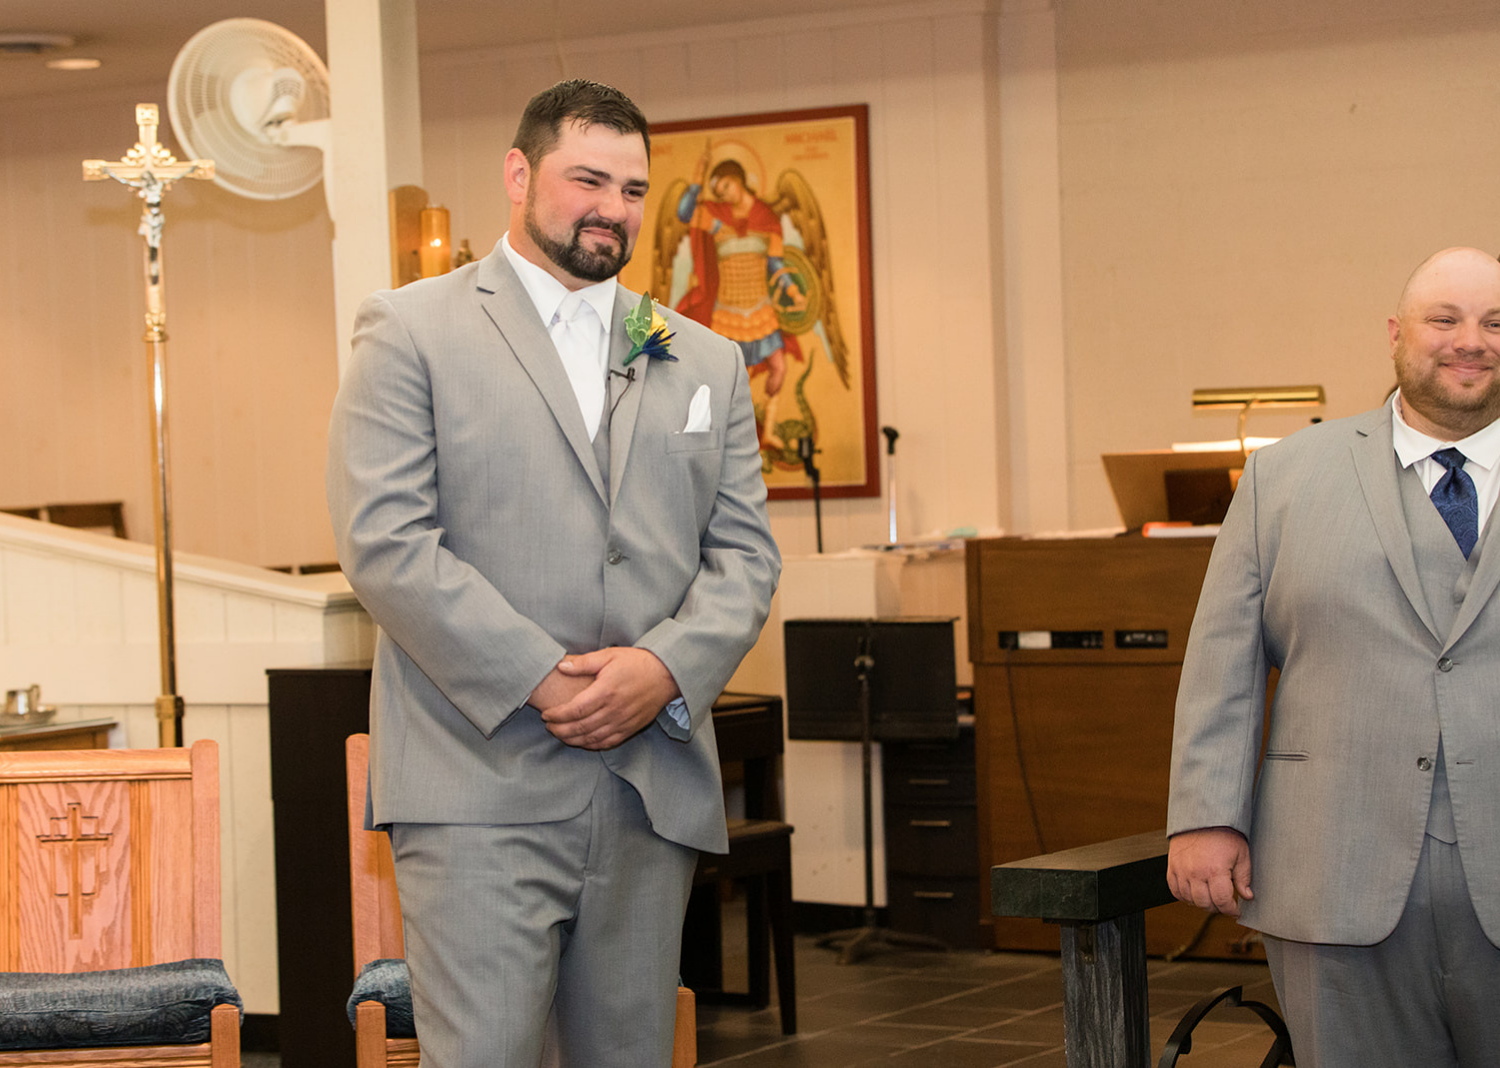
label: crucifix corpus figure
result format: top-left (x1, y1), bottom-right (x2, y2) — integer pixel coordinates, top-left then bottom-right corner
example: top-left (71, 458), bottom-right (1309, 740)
top-left (82, 104), bottom-right (214, 748)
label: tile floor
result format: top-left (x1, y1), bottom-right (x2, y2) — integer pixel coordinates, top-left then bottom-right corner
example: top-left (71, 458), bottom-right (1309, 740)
top-left (695, 934), bottom-right (1285, 1067)
top-left (243, 929), bottom-right (1286, 1067)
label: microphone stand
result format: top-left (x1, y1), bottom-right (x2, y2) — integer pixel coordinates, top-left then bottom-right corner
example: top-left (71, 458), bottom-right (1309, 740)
top-left (816, 635), bottom-right (949, 964)
top-left (881, 426), bottom-right (900, 544)
top-left (799, 436), bottom-right (824, 553)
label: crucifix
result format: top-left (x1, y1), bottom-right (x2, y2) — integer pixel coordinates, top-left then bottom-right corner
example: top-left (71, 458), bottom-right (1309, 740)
top-left (39, 803), bottom-right (114, 941)
top-left (83, 105), bottom-right (214, 748)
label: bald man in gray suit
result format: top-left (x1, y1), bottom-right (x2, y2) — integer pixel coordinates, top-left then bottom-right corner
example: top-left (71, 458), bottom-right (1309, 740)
top-left (1167, 247), bottom-right (1500, 1066)
top-left (326, 80), bottom-right (779, 1067)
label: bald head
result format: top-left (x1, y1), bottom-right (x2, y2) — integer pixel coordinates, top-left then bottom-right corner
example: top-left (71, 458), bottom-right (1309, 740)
top-left (1396, 247), bottom-right (1500, 319)
top-left (1388, 246), bottom-right (1500, 440)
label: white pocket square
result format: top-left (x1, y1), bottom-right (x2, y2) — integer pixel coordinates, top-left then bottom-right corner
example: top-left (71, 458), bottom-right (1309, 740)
top-left (682, 384), bottom-right (712, 433)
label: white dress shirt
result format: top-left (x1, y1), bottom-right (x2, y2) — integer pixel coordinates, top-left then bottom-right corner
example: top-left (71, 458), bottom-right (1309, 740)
top-left (1391, 390), bottom-right (1500, 539)
top-left (502, 233), bottom-right (616, 441)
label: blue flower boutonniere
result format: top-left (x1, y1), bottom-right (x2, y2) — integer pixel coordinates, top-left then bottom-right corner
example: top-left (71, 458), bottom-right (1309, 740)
top-left (622, 291), bottom-right (677, 366)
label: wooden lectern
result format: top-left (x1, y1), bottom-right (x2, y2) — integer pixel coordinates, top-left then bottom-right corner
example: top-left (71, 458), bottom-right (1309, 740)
top-left (966, 534), bottom-right (1262, 959)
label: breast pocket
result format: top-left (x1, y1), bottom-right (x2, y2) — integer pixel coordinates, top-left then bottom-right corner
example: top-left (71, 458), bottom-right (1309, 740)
top-left (665, 429), bottom-right (724, 453)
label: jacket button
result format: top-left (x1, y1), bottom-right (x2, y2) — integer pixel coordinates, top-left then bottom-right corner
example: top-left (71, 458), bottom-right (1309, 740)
top-left (606, 549), bottom-right (624, 565)
top-left (1437, 657), bottom-right (1453, 672)
top-left (1418, 757), bottom-right (1433, 772)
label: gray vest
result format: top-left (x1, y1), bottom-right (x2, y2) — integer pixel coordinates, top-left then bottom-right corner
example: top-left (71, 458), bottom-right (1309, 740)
top-left (591, 387), bottom-right (611, 491)
top-left (1396, 466), bottom-right (1488, 843)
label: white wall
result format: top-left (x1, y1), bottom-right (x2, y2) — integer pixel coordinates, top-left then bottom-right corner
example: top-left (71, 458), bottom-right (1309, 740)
top-left (8, 1), bottom-right (1500, 559)
top-left (418, 0), bottom-right (1008, 553)
top-left (1055, 0), bottom-right (1500, 528)
top-left (0, 83), bottom-right (339, 569)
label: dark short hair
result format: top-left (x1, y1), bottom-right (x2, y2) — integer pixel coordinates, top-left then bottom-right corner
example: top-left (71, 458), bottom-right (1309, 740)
top-left (512, 79), bottom-right (650, 165)
top-left (709, 159), bottom-right (749, 189)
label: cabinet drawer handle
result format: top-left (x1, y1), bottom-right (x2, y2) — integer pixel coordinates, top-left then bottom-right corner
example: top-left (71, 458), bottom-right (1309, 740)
top-left (913, 890), bottom-right (955, 900)
top-left (907, 778), bottom-right (951, 787)
top-left (908, 819), bottom-right (953, 828)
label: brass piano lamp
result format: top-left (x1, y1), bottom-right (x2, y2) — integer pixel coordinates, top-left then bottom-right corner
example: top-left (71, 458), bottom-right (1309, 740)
top-left (1192, 385), bottom-right (1326, 456)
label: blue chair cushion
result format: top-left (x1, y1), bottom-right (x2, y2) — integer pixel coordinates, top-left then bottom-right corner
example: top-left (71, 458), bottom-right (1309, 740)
top-left (0, 958), bottom-right (242, 1051)
top-left (347, 958), bottom-right (416, 1038)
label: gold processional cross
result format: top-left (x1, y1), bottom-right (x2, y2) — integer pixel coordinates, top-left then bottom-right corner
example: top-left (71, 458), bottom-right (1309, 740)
top-left (38, 803), bottom-right (113, 940)
top-left (83, 105), bottom-right (213, 748)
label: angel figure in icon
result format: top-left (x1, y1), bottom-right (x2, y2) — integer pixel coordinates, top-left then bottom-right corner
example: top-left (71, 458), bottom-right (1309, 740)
top-left (652, 140), bottom-right (852, 469)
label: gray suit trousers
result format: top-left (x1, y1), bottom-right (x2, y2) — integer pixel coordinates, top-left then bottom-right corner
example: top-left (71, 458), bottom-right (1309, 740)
top-left (1264, 834), bottom-right (1500, 1067)
top-left (390, 762), bottom-right (698, 1068)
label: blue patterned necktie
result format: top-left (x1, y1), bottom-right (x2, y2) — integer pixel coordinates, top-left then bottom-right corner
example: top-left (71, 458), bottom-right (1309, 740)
top-left (1430, 448), bottom-right (1478, 558)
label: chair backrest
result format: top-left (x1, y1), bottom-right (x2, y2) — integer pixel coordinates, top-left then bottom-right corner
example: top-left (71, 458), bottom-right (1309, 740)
top-left (0, 740), bottom-right (220, 972)
top-left (41, 502), bottom-right (128, 540)
top-left (345, 734), bottom-right (404, 973)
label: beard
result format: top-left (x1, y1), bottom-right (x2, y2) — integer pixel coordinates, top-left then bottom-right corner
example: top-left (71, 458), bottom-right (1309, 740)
top-left (1393, 336), bottom-right (1500, 436)
top-left (524, 194), bottom-right (631, 283)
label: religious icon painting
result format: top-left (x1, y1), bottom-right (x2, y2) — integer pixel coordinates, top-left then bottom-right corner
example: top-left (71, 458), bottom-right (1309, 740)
top-left (618, 105), bottom-right (878, 499)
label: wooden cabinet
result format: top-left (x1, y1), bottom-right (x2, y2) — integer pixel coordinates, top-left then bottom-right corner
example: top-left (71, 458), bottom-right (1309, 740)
top-left (881, 724), bottom-right (983, 948)
top-left (0, 718), bottom-right (114, 752)
top-left (966, 535), bottom-right (1261, 960)
top-left (267, 664), bottom-right (374, 1068)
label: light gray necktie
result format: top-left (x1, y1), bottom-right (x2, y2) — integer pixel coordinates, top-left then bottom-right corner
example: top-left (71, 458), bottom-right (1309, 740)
top-left (551, 292), bottom-right (605, 441)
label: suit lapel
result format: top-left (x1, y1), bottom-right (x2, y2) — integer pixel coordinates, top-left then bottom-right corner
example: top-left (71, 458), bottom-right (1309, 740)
top-left (475, 252), bottom-right (606, 504)
top-left (605, 287), bottom-right (651, 506)
top-left (1349, 406), bottom-right (1442, 643)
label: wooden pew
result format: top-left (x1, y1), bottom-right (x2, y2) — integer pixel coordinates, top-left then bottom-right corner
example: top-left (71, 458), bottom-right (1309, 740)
top-left (991, 830), bottom-right (1292, 1068)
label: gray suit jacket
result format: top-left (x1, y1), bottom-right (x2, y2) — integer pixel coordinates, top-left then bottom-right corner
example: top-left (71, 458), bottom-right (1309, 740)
top-left (1168, 404), bottom-right (1500, 945)
top-left (326, 244), bottom-right (780, 854)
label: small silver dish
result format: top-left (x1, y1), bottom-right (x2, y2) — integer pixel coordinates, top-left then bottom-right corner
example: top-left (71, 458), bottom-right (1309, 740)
top-left (0, 704), bottom-right (56, 727)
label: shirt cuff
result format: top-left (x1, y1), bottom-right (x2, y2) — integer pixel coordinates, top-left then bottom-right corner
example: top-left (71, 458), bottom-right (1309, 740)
top-left (660, 697), bottom-right (691, 740)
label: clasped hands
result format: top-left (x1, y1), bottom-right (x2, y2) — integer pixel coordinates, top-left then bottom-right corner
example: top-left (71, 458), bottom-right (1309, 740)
top-left (530, 647), bottom-right (681, 751)
top-left (1166, 826), bottom-right (1254, 919)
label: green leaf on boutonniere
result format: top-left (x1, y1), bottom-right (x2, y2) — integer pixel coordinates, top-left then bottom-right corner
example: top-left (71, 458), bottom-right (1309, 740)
top-left (624, 291), bottom-right (653, 347)
top-left (623, 291), bottom-right (678, 366)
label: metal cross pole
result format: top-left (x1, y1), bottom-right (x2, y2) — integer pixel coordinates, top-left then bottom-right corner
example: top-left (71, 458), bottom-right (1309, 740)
top-left (83, 104), bottom-right (213, 749)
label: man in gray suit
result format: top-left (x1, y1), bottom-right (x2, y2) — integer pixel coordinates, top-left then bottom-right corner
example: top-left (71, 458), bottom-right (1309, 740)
top-left (1166, 247), bottom-right (1500, 1065)
top-left (326, 80), bottom-right (780, 1067)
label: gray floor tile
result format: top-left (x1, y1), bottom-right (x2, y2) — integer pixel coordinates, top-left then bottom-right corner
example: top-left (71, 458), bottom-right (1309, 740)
top-left (881, 1037), bottom-right (1062, 1067)
top-left (243, 924), bottom-right (1283, 1068)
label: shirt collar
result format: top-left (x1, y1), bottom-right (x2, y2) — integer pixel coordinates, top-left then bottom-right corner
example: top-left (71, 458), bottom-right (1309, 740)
top-left (501, 232), bottom-right (617, 338)
top-left (1391, 389), bottom-right (1500, 473)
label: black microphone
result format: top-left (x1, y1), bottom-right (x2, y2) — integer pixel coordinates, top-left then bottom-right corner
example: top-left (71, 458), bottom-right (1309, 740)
top-left (797, 435), bottom-right (817, 475)
top-left (607, 367), bottom-right (637, 420)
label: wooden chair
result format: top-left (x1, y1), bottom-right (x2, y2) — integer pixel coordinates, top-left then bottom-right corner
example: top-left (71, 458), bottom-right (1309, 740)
top-left (344, 733), bottom-right (697, 1067)
top-left (42, 502), bottom-right (127, 540)
top-left (688, 821), bottom-right (795, 1032)
top-left (0, 503), bottom-right (127, 539)
top-left (0, 740), bottom-right (240, 1067)
top-left (682, 693), bottom-right (797, 1034)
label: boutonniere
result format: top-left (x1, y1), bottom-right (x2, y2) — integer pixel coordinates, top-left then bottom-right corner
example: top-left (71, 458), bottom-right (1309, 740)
top-left (622, 291), bottom-right (677, 366)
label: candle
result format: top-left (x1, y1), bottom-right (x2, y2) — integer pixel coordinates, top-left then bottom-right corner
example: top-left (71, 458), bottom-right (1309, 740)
top-left (419, 206), bottom-right (451, 277)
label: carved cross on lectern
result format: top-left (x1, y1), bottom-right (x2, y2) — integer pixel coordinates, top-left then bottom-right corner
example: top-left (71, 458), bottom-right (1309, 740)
top-left (38, 803), bottom-right (113, 940)
top-left (83, 104), bottom-right (214, 340)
